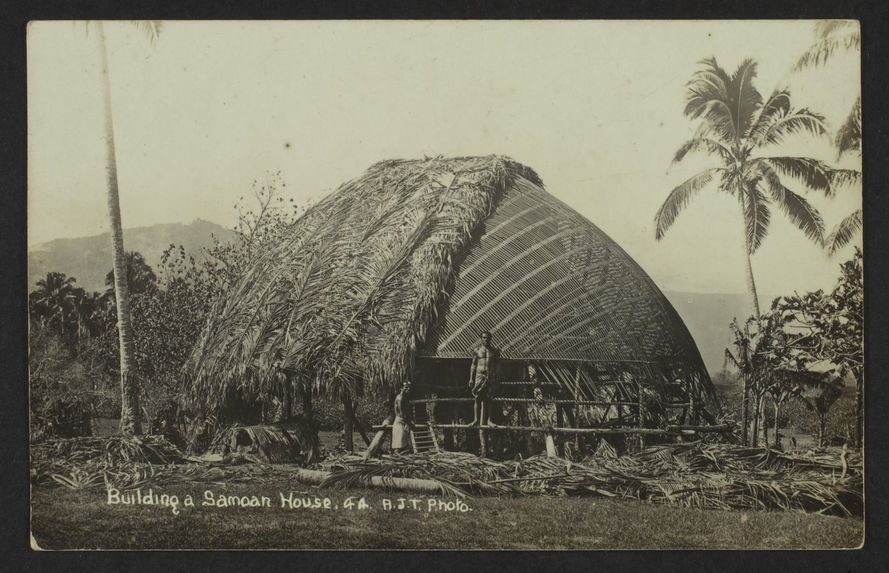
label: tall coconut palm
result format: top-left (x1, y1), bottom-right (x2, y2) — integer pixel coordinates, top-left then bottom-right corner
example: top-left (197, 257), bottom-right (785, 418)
top-left (96, 20), bottom-right (162, 436)
top-left (656, 58), bottom-right (833, 443)
top-left (655, 57), bottom-right (832, 317)
top-left (794, 21), bottom-right (862, 254)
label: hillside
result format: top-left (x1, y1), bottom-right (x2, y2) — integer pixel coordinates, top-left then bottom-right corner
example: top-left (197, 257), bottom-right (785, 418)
top-left (28, 219), bottom-right (236, 293)
top-left (28, 221), bottom-right (760, 375)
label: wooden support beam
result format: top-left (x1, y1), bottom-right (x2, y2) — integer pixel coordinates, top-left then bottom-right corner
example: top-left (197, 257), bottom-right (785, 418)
top-left (363, 415), bottom-right (393, 460)
top-left (479, 427), bottom-right (487, 458)
top-left (370, 423), bottom-right (730, 435)
top-left (407, 397), bottom-right (636, 406)
top-left (352, 411), bottom-right (371, 446)
top-left (545, 433), bottom-right (557, 457)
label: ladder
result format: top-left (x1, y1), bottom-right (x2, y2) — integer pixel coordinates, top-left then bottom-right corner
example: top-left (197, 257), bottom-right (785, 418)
top-left (409, 403), bottom-right (440, 454)
top-left (410, 425), bottom-right (440, 454)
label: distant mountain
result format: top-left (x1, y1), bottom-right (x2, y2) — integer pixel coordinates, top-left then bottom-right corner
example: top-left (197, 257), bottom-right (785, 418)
top-left (663, 291), bottom-right (776, 376)
top-left (29, 221), bottom-right (756, 376)
top-left (28, 219), bottom-right (237, 293)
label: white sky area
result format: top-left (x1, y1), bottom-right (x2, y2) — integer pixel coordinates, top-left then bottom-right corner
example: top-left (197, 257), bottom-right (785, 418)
top-left (27, 20), bottom-right (861, 297)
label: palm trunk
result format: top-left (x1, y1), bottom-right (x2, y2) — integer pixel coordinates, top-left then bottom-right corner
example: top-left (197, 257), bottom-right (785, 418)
top-left (100, 22), bottom-right (140, 436)
top-left (302, 387), bottom-right (320, 461)
top-left (854, 366), bottom-right (863, 449)
top-left (740, 194), bottom-right (762, 318)
top-left (760, 393), bottom-right (769, 450)
top-left (773, 398), bottom-right (782, 449)
top-left (751, 391), bottom-right (759, 447)
top-left (343, 394), bottom-right (354, 452)
top-left (738, 196), bottom-right (759, 446)
top-left (741, 375), bottom-right (750, 445)
top-left (744, 252), bottom-right (761, 318)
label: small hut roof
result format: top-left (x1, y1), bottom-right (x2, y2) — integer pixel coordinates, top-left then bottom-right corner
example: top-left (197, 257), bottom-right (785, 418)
top-left (183, 156), bottom-right (711, 414)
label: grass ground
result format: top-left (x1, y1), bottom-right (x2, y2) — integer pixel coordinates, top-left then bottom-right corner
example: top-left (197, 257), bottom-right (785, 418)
top-left (30, 479), bottom-right (863, 550)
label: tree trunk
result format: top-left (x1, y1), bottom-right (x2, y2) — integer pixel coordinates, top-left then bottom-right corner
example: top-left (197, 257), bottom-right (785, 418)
top-left (301, 388), bottom-right (320, 461)
top-left (741, 375), bottom-right (750, 446)
top-left (818, 411), bottom-right (826, 447)
top-left (740, 195), bottom-right (762, 318)
top-left (100, 22), bottom-right (140, 437)
top-left (854, 367), bottom-right (863, 449)
top-left (343, 394), bottom-right (354, 452)
top-left (282, 383), bottom-right (292, 421)
top-left (760, 394), bottom-right (769, 450)
top-left (773, 399), bottom-right (782, 449)
top-left (751, 391), bottom-right (760, 447)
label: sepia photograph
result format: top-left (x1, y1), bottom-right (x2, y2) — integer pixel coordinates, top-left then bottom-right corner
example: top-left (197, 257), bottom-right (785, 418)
top-left (27, 20), bottom-right (863, 550)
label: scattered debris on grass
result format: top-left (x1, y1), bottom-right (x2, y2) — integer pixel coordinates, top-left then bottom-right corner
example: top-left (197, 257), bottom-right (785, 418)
top-left (30, 436), bottom-right (862, 516)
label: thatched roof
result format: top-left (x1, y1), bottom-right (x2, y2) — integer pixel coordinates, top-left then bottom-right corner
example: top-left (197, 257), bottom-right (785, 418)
top-left (182, 156), bottom-right (711, 414)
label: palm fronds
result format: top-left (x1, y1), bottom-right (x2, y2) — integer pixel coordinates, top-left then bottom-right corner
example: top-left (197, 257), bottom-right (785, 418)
top-left (757, 164), bottom-right (825, 244)
top-left (684, 57), bottom-right (741, 142)
top-left (794, 20), bottom-right (860, 71)
top-left (825, 209), bottom-right (863, 254)
top-left (654, 168), bottom-right (720, 239)
top-left (318, 444), bottom-right (862, 516)
top-left (762, 157), bottom-right (832, 195)
top-left (835, 96), bottom-right (861, 157)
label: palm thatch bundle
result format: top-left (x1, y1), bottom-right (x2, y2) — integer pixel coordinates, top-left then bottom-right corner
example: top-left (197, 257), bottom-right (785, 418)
top-left (317, 444), bottom-right (862, 516)
top-left (30, 435), bottom-right (187, 490)
top-left (183, 155), bottom-right (713, 427)
top-left (184, 156), bottom-right (541, 415)
top-left (206, 424), bottom-right (307, 464)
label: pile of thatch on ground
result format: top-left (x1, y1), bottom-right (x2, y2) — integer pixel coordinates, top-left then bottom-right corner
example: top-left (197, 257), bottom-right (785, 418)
top-left (318, 444), bottom-right (862, 516)
top-left (30, 435), bottom-right (306, 491)
top-left (31, 435), bottom-right (861, 517)
top-left (205, 424), bottom-right (306, 464)
top-left (30, 435), bottom-right (187, 490)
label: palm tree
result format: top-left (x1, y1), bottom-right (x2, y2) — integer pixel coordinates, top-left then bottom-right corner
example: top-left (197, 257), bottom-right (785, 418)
top-left (96, 21), bottom-right (162, 436)
top-left (30, 272), bottom-right (78, 330)
top-left (655, 57), bottom-right (832, 317)
top-left (794, 21), bottom-right (862, 254)
top-left (104, 251), bottom-right (158, 298)
top-left (658, 58), bottom-right (834, 443)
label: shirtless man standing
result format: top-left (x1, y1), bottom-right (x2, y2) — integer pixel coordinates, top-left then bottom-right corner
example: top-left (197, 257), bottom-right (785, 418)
top-left (468, 331), bottom-right (499, 426)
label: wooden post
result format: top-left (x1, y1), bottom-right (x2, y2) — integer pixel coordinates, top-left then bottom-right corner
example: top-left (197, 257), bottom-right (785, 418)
top-left (479, 427), bottom-right (487, 458)
top-left (637, 382), bottom-right (645, 448)
top-left (545, 432), bottom-right (557, 457)
top-left (302, 387), bottom-right (320, 461)
top-left (343, 394), bottom-right (354, 452)
top-left (362, 415), bottom-right (393, 460)
top-left (574, 364), bottom-right (582, 453)
top-left (352, 411), bottom-right (371, 446)
top-left (282, 382), bottom-right (292, 421)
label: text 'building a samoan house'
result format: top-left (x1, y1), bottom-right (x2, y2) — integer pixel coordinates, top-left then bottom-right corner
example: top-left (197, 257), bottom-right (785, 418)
top-left (183, 156), bottom-right (719, 457)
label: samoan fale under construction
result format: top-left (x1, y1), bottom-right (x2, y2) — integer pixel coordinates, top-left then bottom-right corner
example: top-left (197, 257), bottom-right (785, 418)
top-left (182, 155), bottom-right (722, 458)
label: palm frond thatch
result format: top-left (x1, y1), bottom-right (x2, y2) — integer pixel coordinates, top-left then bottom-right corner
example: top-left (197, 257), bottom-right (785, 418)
top-left (183, 156), bottom-right (542, 414)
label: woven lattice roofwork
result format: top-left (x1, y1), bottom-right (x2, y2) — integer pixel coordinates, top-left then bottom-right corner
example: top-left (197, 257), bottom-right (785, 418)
top-left (423, 176), bottom-right (704, 367)
top-left (182, 156), bottom-right (711, 414)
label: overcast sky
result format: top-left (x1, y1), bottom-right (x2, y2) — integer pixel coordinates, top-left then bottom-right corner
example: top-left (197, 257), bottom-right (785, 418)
top-left (27, 20), bottom-right (860, 298)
